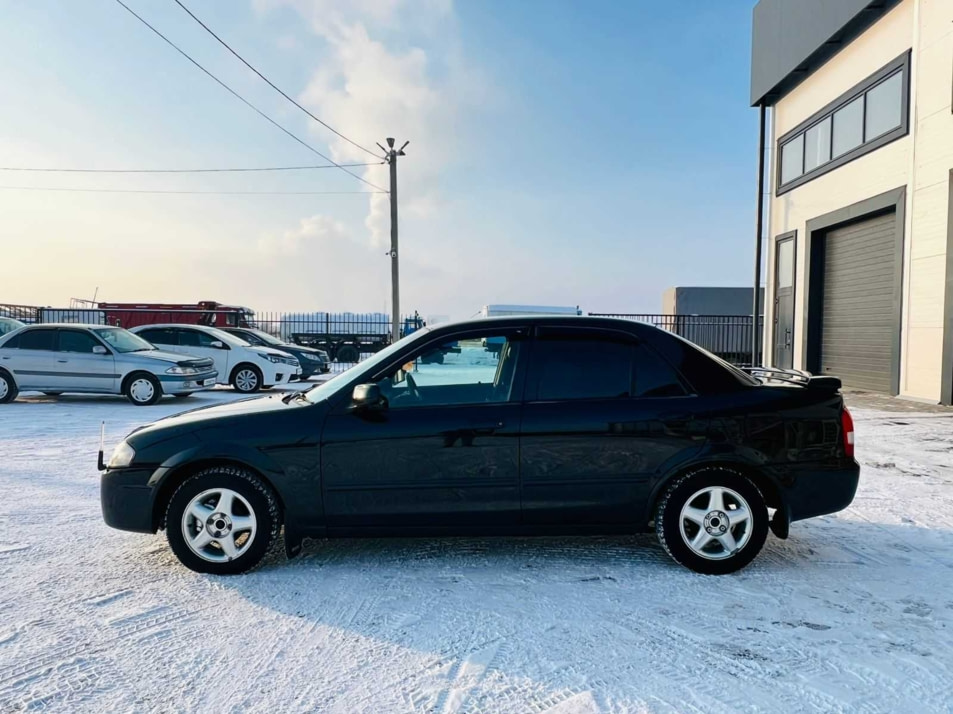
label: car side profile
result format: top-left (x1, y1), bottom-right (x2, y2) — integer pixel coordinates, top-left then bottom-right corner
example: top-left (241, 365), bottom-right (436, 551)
top-left (221, 327), bottom-right (330, 380)
top-left (130, 324), bottom-right (300, 393)
top-left (101, 316), bottom-right (859, 575)
top-left (0, 324), bottom-right (217, 405)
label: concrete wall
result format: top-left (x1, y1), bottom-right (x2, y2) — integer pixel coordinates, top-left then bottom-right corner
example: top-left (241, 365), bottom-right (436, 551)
top-left (764, 0), bottom-right (953, 402)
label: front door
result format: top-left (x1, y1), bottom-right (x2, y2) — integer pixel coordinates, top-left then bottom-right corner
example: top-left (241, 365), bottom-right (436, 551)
top-left (520, 326), bottom-right (706, 526)
top-left (774, 234), bottom-right (796, 369)
top-left (54, 329), bottom-right (117, 392)
top-left (175, 328), bottom-right (232, 380)
top-left (321, 330), bottom-right (527, 529)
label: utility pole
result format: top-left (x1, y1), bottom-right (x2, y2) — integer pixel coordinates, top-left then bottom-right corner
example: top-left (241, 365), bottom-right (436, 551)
top-left (378, 137), bottom-right (409, 343)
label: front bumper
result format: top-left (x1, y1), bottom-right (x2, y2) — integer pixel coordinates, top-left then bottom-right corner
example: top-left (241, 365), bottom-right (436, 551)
top-left (101, 467), bottom-right (158, 533)
top-left (157, 370), bottom-right (218, 392)
top-left (783, 461), bottom-right (860, 522)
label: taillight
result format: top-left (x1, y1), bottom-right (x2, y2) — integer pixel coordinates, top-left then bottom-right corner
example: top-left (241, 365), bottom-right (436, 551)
top-left (841, 406), bottom-right (855, 458)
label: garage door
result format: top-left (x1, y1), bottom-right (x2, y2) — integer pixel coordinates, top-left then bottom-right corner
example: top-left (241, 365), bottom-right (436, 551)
top-left (819, 212), bottom-right (898, 392)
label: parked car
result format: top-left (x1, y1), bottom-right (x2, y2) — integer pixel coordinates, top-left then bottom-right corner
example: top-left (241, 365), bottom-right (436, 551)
top-left (130, 324), bottom-right (299, 393)
top-left (101, 316), bottom-right (859, 575)
top-left (221, 327), bottom-right (330, 380)
top-left (0, 324), bottom-right (217, 405)
top-left (0, 317), bottom-right (25, 335)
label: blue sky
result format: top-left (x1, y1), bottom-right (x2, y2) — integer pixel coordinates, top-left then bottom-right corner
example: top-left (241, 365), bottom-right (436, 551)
top-left (0, 0), bottom-right (757, 318)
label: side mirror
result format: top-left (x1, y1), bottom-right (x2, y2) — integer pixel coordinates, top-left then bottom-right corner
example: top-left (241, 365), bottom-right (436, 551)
top-left (210, 340), bottom-right (225, 349)
top-left (351, 383), bottom-right (384, 410)
top-left (92, 345), bottom-right (108, 355)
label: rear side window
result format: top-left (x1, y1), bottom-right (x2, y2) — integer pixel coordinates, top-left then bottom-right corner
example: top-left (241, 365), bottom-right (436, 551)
top-left (138, 329), bottom-right (176, 346)
top-left (533, 336), bottom-right (633, 401)
top-left (632, 345), bottom-right (688, 397)
top-left (19, 329), bottom-right (56, 351)
top-left (58, 330), bottom-right (102, 353)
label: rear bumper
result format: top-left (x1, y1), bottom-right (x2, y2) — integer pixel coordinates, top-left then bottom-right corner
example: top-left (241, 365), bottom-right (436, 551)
top-left (101, 467), bottom-right (157, 533)
top-left (783, 461), bottom-right (860, 522)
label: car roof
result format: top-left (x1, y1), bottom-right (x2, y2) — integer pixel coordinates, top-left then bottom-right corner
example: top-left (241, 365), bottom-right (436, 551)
top-left (428, 314), bottom-right (652, 334)
top-left (12, 323), bottom-right (107, 329)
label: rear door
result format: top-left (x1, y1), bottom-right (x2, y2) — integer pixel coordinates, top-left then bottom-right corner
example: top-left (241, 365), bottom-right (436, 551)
top-left (4, 328), bottom-right (59, 389)
top-left (54, 329), bottom-right (117, 392)
top-left (520, 326), bottom-right (705, 526)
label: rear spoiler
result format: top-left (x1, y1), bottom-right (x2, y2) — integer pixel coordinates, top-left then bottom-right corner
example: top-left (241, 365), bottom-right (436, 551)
top-left (745, 367), bottom-right (842, 391)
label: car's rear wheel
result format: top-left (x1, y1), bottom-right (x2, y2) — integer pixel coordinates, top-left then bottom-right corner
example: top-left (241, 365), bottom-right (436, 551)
top-left (0, 371), bottom-right (18, 404)
top-left (123, 373), bottom-right (162, 406)
top-left (656, 468), bottom-right (768, 575)
top-left (230, 364), bottom-right (262, 393)
top-left (165, 466), bottom-right (280, 575)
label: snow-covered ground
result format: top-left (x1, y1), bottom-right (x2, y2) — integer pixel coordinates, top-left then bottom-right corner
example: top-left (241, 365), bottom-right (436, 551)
top-left (1, 390), bottom-right (952, 713)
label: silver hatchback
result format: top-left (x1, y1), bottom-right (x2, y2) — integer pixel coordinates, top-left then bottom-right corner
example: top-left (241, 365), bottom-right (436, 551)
top-left (0, 324), bottom-right (218, 406)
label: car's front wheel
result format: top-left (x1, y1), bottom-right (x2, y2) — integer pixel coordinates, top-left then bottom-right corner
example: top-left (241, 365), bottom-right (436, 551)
top-left (165, 466), bottom-right (280, 575)
top-left (230, 364), bottom-right (262, 393)
top-left (0, 370), bottom-right (18, 404)
top-left (123, 373), bottom-right (162, 406)
top-left (655, 468), bottom-right (768, 575)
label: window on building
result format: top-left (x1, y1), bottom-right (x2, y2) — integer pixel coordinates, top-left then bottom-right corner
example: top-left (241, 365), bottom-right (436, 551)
top-left (777, 53), bottom-right (909, 194)
top-left (803, 117), bottom-right (832, 172)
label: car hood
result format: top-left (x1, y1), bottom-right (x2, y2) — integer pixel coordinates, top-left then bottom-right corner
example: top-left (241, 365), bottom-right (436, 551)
top-left (127, 393), bottom-right (311, 446)
top-left (133, 350), bottom-right (214, 368)
top-left (248, 346), bottom-right (291, 359)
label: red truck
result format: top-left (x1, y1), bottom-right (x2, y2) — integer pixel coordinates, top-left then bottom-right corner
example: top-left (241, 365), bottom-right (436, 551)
top-left (99, 301), bottom-right (255, 330)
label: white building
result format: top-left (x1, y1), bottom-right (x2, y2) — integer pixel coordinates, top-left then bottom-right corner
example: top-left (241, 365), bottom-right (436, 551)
top-left (752, 0), bottom-right (953, 404)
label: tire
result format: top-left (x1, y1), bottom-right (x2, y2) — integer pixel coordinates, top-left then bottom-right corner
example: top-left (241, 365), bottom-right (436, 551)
top-left (172, 393), bottom-right (193, 399)
top-left (230, 364), bottom-right (263, 393)
top-left (0, 370), bottom-right (18, 404)
top-left (336, 345), bottom-right (360, 363)
top-left (165, 466), bottom-right (280, 575)
top-left (655, 467), bottom-right (768, 575)
top-left (123, 372), bottom-right (162, 406)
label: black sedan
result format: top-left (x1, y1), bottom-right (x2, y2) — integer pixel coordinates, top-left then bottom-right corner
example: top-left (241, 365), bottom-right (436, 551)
top-left (101, 316), bottom-right (859, 575)
top-left (221, 327), bottom-right (330, 380)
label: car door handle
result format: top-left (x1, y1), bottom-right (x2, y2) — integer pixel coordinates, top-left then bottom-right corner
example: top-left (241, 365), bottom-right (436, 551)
top-left (57, 359), bottom-right (69, 363)
top-left (470, 421), bottom-right (504, 434)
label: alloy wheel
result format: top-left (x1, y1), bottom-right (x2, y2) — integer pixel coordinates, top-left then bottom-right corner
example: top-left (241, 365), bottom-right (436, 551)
top-left (180, 488), bottom-right (257, 563)
top-left (678, 486), bottom-right (753, 560)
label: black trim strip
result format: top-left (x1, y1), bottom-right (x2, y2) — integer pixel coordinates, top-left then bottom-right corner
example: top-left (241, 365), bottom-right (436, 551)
top-left (14, 370), bottom-right (120, 379)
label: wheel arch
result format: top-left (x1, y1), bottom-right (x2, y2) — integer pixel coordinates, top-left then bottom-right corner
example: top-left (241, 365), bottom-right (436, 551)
top-left (228, 361), bottom-right (262, 385)
top-left (645, 459), bottom-right (784, 528)
top-left (152, 456), bottom-right (285, 532)
top-left (121, 369), bottom-right (158, 393)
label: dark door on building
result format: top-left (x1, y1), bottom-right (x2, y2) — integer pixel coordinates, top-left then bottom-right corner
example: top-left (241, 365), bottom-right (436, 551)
top-left (774, 234), bottom-right (796, 369)
top-left (519, 326), bottom-right (704, 526)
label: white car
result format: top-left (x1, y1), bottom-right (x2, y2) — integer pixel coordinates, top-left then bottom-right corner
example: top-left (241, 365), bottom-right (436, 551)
top-left (130, 324), bottom-right (300, 393)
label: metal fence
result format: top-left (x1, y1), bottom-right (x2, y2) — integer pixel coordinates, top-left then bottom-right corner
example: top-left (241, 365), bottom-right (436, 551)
top-left (588, 313), bottom-right (763, 366)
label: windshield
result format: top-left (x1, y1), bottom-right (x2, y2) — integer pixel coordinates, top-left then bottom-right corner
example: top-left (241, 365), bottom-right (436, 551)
top-left (303, 327), bottom-right (433, 404)
top-left (93, 327), bottom-right (156, 353)
top-left (204, 327), bottom-right (250, 347)
top-left (0, 318), bottom-right (25, 335)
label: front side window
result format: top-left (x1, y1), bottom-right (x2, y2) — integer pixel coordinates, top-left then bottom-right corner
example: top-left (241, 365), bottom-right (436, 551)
top-left (376, 335), bottom-right (521, 408)
top-left (137, 328), bottom-right (175, 346)
top-left (19, 329), bottom-right (56, 351)
top-left (59, 330), bottom-right (102, 353)
top-left (179, 330), bottom-right (220, 348)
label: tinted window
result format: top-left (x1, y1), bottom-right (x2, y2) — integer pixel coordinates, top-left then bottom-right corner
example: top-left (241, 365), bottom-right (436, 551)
top-left (780, 134), bottom-right (804, 185)
top-left (375, 335), bottom-right (520, 408)
top-left (1, 333), bottom-right (20, 349)
top-left (832, 96), bottom-right (864, 157)
top-left (59, 330), bottom-right (102, 353)
top-left (865, 72), bottom-right (902, 140)
top-left (632, 345), bottom-right (687, 398)
top-left (19, 329), bottom-right (56, 351)
top-left (235, 331), bottom-right (263, 346)
top-left (138, 328), bottom-right (175, 345)
top-left (534, 336), bottom-right (633, 401)
top-left (178, 329), bottom-right (220, 348)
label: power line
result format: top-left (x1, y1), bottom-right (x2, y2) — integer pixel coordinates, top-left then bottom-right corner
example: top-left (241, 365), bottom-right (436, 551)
top-left (112, 0), bottom-right (388, 193)
top-left (0, 186), bottom-right (383, 195)
top-left (0, 162), bottom-right (383, 174)
top-left (172, 0), bottom-right (381, 161)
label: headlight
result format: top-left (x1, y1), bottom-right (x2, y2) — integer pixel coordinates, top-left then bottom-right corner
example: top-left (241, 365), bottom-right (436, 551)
top-left (166, 366), bottom-right (200, 375)
top-left (301, 353), bottom-right (319, 361)
top-left (108, 441), bottom-right (136, 469)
